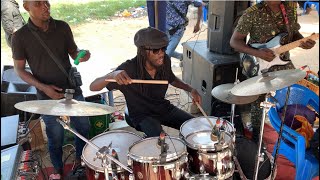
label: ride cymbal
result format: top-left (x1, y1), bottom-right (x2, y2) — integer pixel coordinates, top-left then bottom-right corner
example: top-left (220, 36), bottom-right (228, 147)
top-left (15, 99), bottom-right (116, 116)
top-left (212, 84), bottom-right (259, 104)
top-left (231, 69), bottom-right (306, 96)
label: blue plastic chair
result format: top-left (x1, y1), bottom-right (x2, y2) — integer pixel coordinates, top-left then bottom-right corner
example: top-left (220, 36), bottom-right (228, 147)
top-left (304, 0), bottom-right (320, 16)
top-left (268, 84), bottom-right (319, 180)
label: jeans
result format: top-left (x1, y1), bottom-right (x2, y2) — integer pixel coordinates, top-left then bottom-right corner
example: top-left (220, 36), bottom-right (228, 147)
top-left (134, 107), bottom-right (194, 137)
top-left (166, 29), bottom-right (185, 60)
top-left (42, 94), bottom-right (90, 172)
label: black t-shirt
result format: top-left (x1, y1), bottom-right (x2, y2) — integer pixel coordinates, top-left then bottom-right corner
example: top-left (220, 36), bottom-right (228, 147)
top-left (106, 56), bottom-right (176, 121)
top-left (11, 17), bottom-right (80, 99)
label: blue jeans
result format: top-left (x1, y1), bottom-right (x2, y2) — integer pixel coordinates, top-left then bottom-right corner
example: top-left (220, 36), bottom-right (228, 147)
top-left (166, 29), bottom-right (185, 60)
top-left (42, 94), bottom-right (90, 172)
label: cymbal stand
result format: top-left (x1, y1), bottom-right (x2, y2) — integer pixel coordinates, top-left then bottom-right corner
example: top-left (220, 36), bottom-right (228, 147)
top-left (56, 116), bottom-right (133, 174)
top-left (230, 68), bottom-right (240, 134)
top-left (253, 93), bottom-right (275, 180)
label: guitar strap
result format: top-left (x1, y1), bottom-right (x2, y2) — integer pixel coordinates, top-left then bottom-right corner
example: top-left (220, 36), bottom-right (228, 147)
top-left (279, 3), bottom-right (293, 43)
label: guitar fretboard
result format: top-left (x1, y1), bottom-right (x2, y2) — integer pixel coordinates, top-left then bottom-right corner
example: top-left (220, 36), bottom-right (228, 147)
top-left (275, 34), bottom-right (319, 54)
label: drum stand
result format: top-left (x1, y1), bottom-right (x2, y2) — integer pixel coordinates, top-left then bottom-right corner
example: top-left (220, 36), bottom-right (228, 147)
top-left (252, 93), bottom-right (275, 180)
top-left (57, 116), bottom-right (133, 180)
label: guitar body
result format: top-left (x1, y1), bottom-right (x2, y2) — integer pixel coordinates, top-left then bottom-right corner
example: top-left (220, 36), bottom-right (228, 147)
top-left (241, 33), bottom-right (289, 77)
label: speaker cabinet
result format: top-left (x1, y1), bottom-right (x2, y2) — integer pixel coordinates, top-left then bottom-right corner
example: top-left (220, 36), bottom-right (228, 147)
top-left (207, 1), bottom-right (250, 54)
top-left (182, 40), bottom-right (246, 115)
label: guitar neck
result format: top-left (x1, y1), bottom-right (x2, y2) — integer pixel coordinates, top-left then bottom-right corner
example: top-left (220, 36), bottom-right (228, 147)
top-left (275, 34), bottom-right (319, 54)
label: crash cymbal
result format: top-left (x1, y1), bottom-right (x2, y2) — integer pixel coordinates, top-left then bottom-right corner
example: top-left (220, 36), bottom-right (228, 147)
top-left (212, 84), bottom-right (259, 104)
top-left (231, 69), bottom-right (306, 96)
top-left (15, 99), bottom-right (116, 116)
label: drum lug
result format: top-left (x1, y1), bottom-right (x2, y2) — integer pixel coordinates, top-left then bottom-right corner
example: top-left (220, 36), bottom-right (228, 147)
top-left (174, 169), bottom-right (181, 179)
top-left (183, 171), bottom-right (190, 179)
top-left (129, 174), bottom-right (135, 180)
top-left (127, 157), bottom-right (132, 166)
top-left (153, 166), bottom-right (158, 173)
top-left (199, 164), bottom-right (206, 174)
top-left (94, 172), bottom-right (100, 179)
top-left (121, 174), bottom-right (126, 180)
top-left (80, 161), bottom-right (85, 167)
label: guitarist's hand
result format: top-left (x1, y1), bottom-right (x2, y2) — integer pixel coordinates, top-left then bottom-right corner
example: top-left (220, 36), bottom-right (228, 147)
top-left (257, 48), bottom-right (275, 62)
top-left (300, 39), bottom-right (316, 49)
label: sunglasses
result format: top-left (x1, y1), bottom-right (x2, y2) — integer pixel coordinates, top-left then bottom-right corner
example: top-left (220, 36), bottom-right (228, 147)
top-left (144, 46), bottom-right (167, 54)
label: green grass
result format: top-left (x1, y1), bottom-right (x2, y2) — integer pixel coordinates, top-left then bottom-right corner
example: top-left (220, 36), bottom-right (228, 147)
top-left (21, 0), bottom-right (146, 25)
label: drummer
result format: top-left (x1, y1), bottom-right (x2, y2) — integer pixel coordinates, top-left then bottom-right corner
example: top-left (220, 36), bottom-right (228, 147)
top-left (90, 27), bottom-right (202, 137)
top-left (12, 1), bottom-right (90, 179)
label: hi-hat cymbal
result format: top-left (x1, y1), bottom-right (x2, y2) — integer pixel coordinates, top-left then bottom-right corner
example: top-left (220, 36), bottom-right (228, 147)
top-left (212, 84), bottom-right (259, 104)
top-left (15, 99), bottom-right (116, 116)
top-left (231, 69), bottom-right (306, 96)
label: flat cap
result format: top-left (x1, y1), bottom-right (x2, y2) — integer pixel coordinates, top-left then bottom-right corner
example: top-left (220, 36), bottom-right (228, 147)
top-left (134, 27), bottom-right (169, 49)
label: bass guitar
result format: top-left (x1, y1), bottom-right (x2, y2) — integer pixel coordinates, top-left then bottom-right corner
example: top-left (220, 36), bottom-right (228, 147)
top-left (241, 33), bottom-right (319, 77)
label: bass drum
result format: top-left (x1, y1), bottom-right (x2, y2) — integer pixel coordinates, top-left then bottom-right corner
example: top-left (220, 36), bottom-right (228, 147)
top-left (233, 137), bottom-right (274, 180)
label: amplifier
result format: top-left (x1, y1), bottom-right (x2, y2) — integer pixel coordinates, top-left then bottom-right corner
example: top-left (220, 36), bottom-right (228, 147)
top-left (182, 40), bottom-right (246, 115)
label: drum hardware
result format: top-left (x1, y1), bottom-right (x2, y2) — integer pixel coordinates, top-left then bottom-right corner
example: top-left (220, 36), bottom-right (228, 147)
top-left (252, 93), bottom-right (275, 180)
top-left (56, 117), bottom-right (134, 176)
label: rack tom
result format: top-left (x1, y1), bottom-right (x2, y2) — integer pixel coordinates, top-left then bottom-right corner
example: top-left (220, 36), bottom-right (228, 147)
top-left (128, 136), bottom-right (188, 180)
top-left (180, 116), bottom-right (235, 179)
top-left (81, 130), bottom-right (142, 180)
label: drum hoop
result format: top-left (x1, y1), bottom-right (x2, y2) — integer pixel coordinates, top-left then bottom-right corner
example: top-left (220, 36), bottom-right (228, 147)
top-left (182, 130), bottom-right (232, 150)
top-left (81, 130), bottom-right (142, 172)
top-left (180, 116), bottom-right (233, 138)
top-left (128, 137), bottom-right (187, 163)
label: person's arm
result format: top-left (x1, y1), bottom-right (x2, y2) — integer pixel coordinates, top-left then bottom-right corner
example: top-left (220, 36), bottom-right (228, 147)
top-left (193, 4), bottom-right (203, 33)
top-left (230, 31), bottom-right (276, 62)
top-left (14, 59), bottom-right (64, 99)
top-left (90, 70), bottom-right (132, 91)
top-left (170, 77), bottom-right (201, 104)
top-left (1, 2), bottom-right (15, 34)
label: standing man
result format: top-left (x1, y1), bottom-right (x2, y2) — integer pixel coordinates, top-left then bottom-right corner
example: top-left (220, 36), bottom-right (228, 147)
top-left (90, 27), bottom-right (201, 137)
top-left (1, 0), bottom-right (26, 48)
top-left (12, 1), bottom-right (91, 179)
top-left (166, 0), bottom-right (203, 61)
top-left (230, 0), bottom-right (316, 143)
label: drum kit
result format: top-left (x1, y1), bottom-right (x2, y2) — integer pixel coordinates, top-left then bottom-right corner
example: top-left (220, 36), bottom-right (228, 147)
top-left (14, 69), bottom-right (306, 180)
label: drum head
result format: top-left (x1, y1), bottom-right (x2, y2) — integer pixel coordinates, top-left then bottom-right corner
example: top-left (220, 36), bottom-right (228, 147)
top-left (185, 130), bottom-right (232, 149)
top-left (189, 174), bottom-right (214, 180)
top-left (128, 137), bottom-right (186, 163)
top-left (82, 130), bottom-right (142, 172)
top-left (180, 117), bottom-right (233, 150)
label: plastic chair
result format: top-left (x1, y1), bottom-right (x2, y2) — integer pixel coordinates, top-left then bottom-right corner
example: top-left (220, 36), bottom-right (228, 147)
top-left (304, 0), bottom-right (320, 16)
top-left (268, 84), bottom-right (319, 180)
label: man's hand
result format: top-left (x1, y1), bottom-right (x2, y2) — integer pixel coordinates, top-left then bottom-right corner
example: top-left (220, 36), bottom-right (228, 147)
top-left (111, 70), bottom-right (132, 85)
top-left (78, 50), bottom-right (91, 63)
top-left (300, 39), bottom-right (316, 49)
top-left (256, 48), bottom-right (276, 62)
top-left (42, 85), bottom-right (64, 100)
top-left (193, 23), bottom-right (201, 33)
top-left (191, 88), bottom-right (202, 105)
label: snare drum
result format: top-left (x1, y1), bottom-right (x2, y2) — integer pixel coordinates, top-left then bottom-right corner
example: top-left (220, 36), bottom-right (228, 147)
top-left (180, 116), bottom-right (235, 179)
top-left (81, 130), bottom-right (142, 180)
top-left (128, 136), bottom-right (188, 180)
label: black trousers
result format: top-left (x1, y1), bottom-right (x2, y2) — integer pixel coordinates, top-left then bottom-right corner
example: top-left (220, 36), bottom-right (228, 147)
top-left (126, 107), bottom-right (194, 137)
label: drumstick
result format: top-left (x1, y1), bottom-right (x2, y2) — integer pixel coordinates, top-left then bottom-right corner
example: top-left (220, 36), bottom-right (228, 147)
top-left (195, 102), bottom-right (214, 128)
top-left (105, 79), bottom-right (168, 84)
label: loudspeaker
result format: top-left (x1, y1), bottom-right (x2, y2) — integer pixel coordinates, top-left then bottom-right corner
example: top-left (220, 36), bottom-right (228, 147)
top-left (1, 66), bottom-right (38, 122)
top-left (207, 1), bottom-right (250, 54)
top-left (182, 40), bottom-right (246, 115)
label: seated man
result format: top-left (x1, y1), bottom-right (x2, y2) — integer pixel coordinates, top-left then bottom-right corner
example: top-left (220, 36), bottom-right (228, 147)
top-left (90, 27), bottom-right (201, 137)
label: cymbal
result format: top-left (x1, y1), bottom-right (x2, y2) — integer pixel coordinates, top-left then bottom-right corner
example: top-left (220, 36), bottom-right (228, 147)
top-left (15, 99), bottom-right (116, 116)
top-left (231, 69), bottom-right (306, 96)
top-left (211, 84), bottom-right (259, 104)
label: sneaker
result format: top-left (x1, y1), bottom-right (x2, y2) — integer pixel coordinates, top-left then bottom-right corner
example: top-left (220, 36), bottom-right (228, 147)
top-left (49, 173), bottom-right (61, 180)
